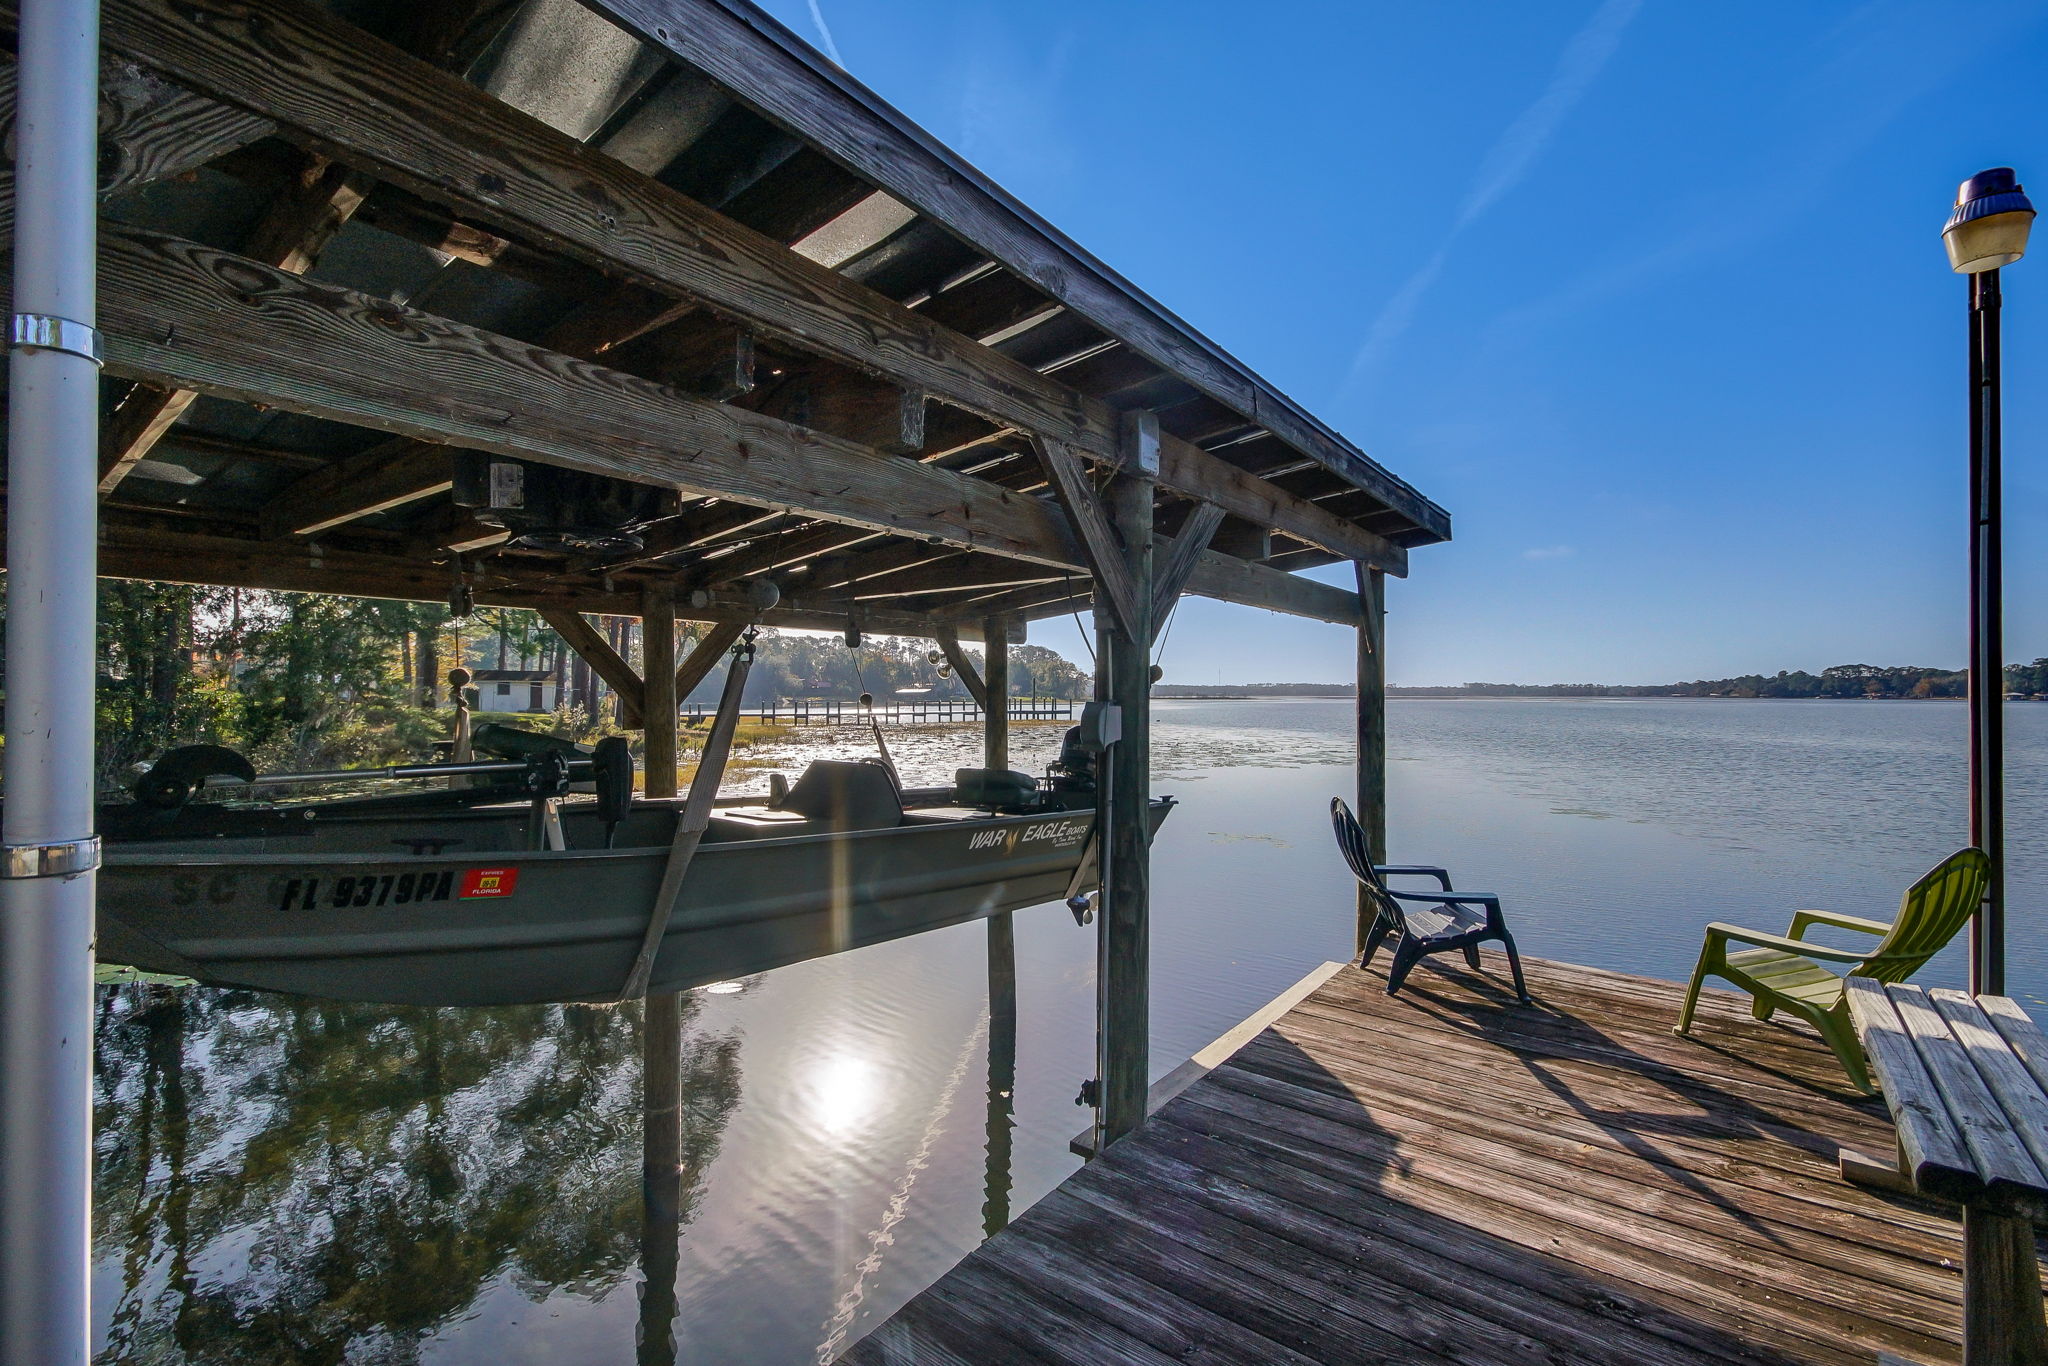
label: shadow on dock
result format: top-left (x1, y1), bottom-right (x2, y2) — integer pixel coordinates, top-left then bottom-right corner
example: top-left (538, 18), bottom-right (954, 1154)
top-left (839, 954), bottom-right (2012, 1365)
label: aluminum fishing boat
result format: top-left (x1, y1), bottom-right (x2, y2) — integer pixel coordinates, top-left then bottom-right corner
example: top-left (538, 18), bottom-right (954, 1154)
top-left (92, 739), bottom-right (1169, 1006)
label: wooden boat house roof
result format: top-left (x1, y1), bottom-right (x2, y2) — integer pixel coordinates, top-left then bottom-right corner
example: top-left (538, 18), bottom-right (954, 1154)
top-left (34, 0), bottom-right (1450, 639)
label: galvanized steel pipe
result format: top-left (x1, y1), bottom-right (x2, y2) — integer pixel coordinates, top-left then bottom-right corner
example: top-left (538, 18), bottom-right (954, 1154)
top-left (1, 0), bottom-right (103, 1360)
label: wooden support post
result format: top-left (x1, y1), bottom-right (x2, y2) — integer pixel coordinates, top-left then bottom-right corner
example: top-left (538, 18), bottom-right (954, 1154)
top-left (1098, 412), bottom-right (1157, 1149)
top-left (641, 587), bottom-right (679, 799)
top-left (1354, 562), bottom-right (1387, 954)
top-left (982, 615), bottom-right (1009, 772)
top-left (1964, 1207), bottom-right (2048, 1365)
top-left (979, 610), bottom-right (1016, 1224)
top-left (640, 989), bottom-right (684, 1366)
top-left (983, 906), bottom-right (1016, 1237)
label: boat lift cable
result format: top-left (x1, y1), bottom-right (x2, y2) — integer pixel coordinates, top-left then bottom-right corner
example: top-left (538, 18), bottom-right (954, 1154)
top-left (1154, 596), bottom-right (1182, 668)
top-left (1062, 571), bottom-right (1097, 667)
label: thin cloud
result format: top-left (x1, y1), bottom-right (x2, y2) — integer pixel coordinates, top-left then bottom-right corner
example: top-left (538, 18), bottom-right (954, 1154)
top-left (1524, 545), bottom-right (1577, 561)
top-left (807, 0), bottom-right (845, 67)
top-left (1341, 0), bottom-right (1640, 395)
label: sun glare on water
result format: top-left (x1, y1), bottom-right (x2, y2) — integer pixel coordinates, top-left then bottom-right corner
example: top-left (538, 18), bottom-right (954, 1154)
top-left (805, 1052), bottom-right (880, 1136)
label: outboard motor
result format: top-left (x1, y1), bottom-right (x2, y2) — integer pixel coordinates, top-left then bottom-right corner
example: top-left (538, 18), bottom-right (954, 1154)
top-left (133, 744), bottom-right (257, 810)
top-left (1047, 725), bottom-right (1097, 795)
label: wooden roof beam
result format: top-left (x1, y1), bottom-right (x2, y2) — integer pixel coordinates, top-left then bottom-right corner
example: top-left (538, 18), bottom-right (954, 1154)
top-left (79, 512), bottom-right (1014, 640)
top-left (100, 150), bottom-right (373, 495)
top-left (745, 356), bottom-right (925, 455)
top-left (71, 225), bottom-right (1088, 566)
top-left (102, 0), bottom-right (1427, 568)
top-left (0, 53), bottom-right (275, 239)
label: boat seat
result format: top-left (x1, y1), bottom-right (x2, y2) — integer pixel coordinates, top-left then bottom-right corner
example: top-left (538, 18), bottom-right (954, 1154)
top-left (709, 808), bottom-right (815, 840)
top-left (775, 760), bottom-right (904, 832)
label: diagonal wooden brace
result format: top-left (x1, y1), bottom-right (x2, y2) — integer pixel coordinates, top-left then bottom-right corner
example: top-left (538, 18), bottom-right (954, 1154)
top-left (541, 608), bottom-right (645, 727)
top-left (1032, 434), bottom-right (1141, 641)
top-left (1150, 502), bottom-right (1225, 642)
top-left (933, 626), bottom-right (990, 711)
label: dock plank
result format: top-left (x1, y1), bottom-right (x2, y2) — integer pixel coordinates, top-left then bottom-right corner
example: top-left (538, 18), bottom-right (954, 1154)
top-left (838, 955), bottom-right (2039, 1365)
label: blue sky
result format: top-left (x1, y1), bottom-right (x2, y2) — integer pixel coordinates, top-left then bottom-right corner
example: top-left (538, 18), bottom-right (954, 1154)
top-left (757, 0), bottom-right (2048, 686)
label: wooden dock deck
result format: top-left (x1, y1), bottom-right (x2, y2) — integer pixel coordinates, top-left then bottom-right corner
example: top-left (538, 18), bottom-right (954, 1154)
top-left (839, 953), bottom-right (2042, 1365)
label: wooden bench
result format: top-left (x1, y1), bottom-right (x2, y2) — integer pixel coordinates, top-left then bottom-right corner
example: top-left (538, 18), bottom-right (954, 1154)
top-left (1844, 977), bottom-right (2048, 1364)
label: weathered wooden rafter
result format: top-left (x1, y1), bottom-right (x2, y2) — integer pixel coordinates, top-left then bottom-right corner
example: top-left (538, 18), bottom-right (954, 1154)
top-left (262, 439), bottom-right (456, 540)
top-left (953, 536), bottom-right (1364, 630)
top-left (99, 149), bottom-right (375, 495)
top-left (99, 0), bottom-right (1414, 573)
top-left (0, 53), bottom-right (274, 239)
top-left (95, 0), bottom-right (511, 498)
top-left (853, 561), bottom-right (1062, 601)
top-left (746, 357), bottom-right (926, 455)
top-left (694, 523), bottom-right (885, 588)
top-left (75, 507), bottom-right (1017, 643)
top-left (73, 225), bottom-right (1085, 562)
top-left (21, 219), bottom-right (1368, 626)
top-left (589, 0), bottom-right (1447, 540)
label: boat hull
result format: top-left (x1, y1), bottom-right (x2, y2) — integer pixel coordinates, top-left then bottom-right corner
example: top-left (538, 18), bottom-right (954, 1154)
top-left (99, 803), bottom-right (1166, 1005)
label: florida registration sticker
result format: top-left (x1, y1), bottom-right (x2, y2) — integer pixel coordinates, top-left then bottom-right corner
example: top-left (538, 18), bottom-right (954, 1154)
top-left (459, 867), bottom-right (519, 899)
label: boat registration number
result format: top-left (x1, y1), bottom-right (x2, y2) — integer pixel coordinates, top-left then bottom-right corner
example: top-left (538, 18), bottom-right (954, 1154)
top-left (276, 870), bottom-right (458, 912)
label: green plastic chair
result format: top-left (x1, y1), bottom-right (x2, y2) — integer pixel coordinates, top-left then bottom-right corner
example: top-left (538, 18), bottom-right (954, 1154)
top-left (1673, 847), bottom-right (1989, 1092)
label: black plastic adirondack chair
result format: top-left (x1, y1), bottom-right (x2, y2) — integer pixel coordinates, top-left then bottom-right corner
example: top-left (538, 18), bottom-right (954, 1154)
top-left (1330, 797), bottom-right (1531, 1003)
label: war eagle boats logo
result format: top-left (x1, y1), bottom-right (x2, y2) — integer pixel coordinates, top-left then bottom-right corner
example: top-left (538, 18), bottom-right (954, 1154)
top-left (967, 819), bottom-right (1088, 854)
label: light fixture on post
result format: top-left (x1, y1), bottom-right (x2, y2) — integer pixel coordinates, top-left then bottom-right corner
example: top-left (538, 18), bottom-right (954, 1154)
top-left (1945, 168), bottom-right (2032, 997)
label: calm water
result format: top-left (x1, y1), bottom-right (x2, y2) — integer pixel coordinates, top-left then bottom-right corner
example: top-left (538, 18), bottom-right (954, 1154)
top-left (89, 699), bottom-right (2047, 1363)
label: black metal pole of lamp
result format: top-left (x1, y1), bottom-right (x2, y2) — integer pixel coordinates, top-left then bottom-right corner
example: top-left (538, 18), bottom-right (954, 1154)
top-left (1968, 266), bottom-right (2004, 996)
top-left (1944, 168), bottom-right (2033, 996)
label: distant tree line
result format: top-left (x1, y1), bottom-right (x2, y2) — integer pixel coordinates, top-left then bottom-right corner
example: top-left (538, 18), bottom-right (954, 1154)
top-left (1392, 661), bottom-right (2048, 700)
top-left (1153, 682), bottom-right (1357, 698)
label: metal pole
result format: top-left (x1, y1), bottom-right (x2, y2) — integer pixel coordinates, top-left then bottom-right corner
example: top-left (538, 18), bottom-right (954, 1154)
top-left (1968, 268), bottom-right (2004, 997)
top-left (1, 0), bottom-right (103, 1360)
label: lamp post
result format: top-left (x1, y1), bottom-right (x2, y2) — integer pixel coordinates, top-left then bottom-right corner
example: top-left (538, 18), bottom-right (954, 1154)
top-left (1943, 168), bottom-right (2033, 997)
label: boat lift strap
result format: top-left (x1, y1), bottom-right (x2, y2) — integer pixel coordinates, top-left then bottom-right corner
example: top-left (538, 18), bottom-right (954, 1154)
top-left (620, 632), bottom-right (755, 1000)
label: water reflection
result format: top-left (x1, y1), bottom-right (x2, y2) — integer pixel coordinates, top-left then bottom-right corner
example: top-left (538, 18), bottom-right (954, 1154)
top-left (92, 983), bottom-right (742, 1364)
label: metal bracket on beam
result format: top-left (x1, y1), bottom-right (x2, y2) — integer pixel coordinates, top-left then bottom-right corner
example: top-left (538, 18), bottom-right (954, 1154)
top-left (10, 313), bottom-right (104, 366)
top-left (0, 836), bottom-right (102, 879)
